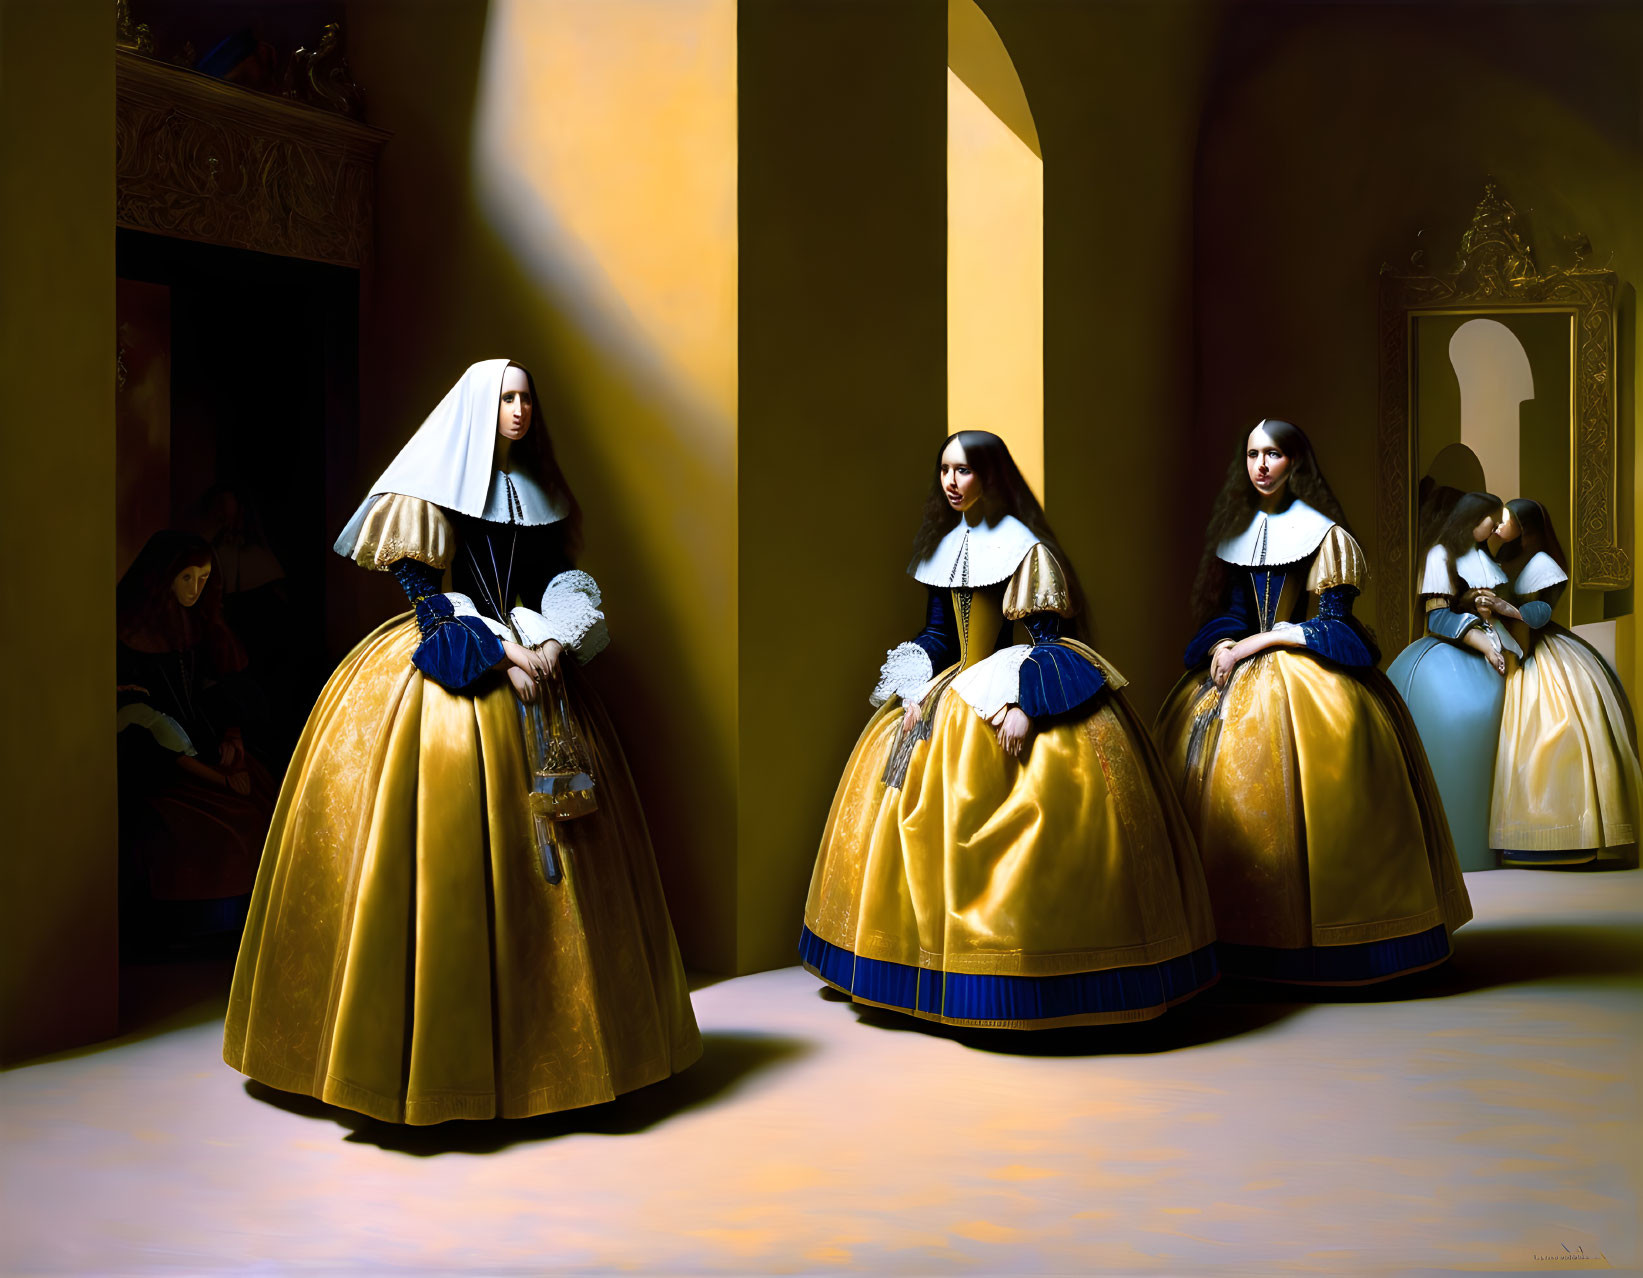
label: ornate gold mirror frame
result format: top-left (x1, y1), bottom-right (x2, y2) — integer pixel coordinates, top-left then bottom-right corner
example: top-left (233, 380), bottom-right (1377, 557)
top-left (1376, 182), bottom-right (1624, 649)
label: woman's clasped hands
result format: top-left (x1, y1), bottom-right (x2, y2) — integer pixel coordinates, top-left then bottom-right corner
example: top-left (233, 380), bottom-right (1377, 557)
top-left (502, 639), bottom-right (564, 703)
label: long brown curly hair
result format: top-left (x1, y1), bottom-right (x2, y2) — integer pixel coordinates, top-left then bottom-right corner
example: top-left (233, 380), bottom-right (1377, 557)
top-left (1190, 419), bottom-right (1354, 625)
top-left (116, 530), bottom-right (245, 670)
top-left (1419, 489), bottom-right (1502, 593)
top-left (907, 431), bottom-right (1086, 634)
top-left (510, 364), bottom-right (585, 556)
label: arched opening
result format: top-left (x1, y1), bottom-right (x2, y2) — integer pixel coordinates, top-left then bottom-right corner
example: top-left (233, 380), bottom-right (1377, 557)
top-left (1448, 316), bottom-right (1533, 501)
top-left (947, 0), bottom-right (1043, 499)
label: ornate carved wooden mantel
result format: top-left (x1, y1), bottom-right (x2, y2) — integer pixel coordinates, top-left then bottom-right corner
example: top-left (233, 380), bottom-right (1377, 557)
top-left (116, 50), bottom-right (389, 269)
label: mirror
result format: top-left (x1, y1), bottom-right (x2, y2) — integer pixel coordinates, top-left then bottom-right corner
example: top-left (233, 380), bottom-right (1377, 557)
top-left (1375, 181), bottom-right (1624, 647)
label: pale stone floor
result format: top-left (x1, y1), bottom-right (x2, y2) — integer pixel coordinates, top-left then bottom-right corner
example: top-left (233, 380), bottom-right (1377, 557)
top-left (2, 869), bottom-right (1638, 1277)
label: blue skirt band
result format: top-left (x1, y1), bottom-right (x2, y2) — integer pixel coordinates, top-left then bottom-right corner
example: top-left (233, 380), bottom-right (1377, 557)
top-left (799, 926), bottom-right (1218, 1027)
top-left (1215, 924), bottom-right (1452, 985)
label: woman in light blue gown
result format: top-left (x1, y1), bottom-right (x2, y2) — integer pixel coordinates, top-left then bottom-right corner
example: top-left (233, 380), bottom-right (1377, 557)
top-left (1388, 490), bottom-right (1521, 871)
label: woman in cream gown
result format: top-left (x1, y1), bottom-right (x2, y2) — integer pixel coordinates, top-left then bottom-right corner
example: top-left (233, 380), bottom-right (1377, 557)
top-left (802, 431), bottom-right (1217, 1029)
top-left (1490, 498), bottom-right (1640, 866)
top-left (224, 359), bottom-right (699, 1124)
top-left (1157, 419), bottom-right (1471, 984)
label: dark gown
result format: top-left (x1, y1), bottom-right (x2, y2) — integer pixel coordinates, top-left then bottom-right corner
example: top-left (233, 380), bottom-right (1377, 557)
top-left (116, 637), bottom-right (276, 939)
top-left (224, 494), bottom-right (700, 1124)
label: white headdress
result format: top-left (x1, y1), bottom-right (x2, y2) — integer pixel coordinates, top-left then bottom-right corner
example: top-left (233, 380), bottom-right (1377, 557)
top-left (334, 359), bottom-right (567, 557)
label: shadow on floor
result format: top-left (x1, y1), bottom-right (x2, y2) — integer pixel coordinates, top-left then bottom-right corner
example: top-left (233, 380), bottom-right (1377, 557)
top-left (818, 913), bottom-right (1643, 1049)
top-left (1165, 920), bottom-right (1642, 1008)
top-left (244, 1029), bottom-right (812, 1155)
top-left (1429, 919), bottom-right (1642, 995)
top-left (833, 978), bottom-right (1305, 1057)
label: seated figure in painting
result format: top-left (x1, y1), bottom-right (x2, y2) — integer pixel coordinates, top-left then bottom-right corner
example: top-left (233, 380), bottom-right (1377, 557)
top-left (1386, 490), bottom-right (1521, 872)
top-left (117, 530), bottom-right (277, 949)
top-left (801, 430), bottom-right (1218, 1029)
top-left (1490, 498), bottom-right (1641, 866)
top-left (224, 359), bottom-right (700, 1124)
top-left (1156, 419), bottom-right (1471, 984)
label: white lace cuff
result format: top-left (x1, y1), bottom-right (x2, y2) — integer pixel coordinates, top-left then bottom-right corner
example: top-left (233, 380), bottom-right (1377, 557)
top-left (446, 592), bottom-right (514, 641)
top-left (870, 642), bottom-right (934, 707)
top-left (948, 646), bottom-right (1030, 720)
top-left (116, 703), bottom-right (197, 757)
top-left (537, 570), bottom-right (610, 664)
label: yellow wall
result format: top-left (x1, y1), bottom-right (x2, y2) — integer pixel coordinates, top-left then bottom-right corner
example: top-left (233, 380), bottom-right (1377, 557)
top-left (737, 0), bottom-right (948, 973)
top-left (947, 0), bottom-right (1044, 498)
top-left (1195, 3), bottom-right (1642, 691)
top-left (349, 0), bottom-right (740, 971)
top-left (947, 68), bottom-right (1045, 498)
top-left (0, 0), bottom-right (118, 1061)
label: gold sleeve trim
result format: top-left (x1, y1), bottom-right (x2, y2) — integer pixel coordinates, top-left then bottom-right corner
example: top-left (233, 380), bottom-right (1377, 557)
top-left (1424, 596), bottom-right (1451, 613)
top-left (1003, 543), bottom-right (1076, 619)
top-left (1306, 525), bottom-right (1368, 593)
top-left (354, 494), bottom-right (454, 571)
top-left (1058, 638), bottom-right (1129, 691)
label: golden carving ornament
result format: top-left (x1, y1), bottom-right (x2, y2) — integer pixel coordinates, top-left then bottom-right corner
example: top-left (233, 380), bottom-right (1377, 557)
top-left (116, 50), bottom-right (387, 269)
top-left (1377, 181), bottom-right (1623, 649)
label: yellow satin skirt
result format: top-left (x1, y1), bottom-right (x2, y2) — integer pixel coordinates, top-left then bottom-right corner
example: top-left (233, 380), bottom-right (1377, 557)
top-left (1492, 626), bottom-right (1641, 860)
top-left (803, 655), bottom-right (1218, 1029)
top-left (1156, 650), bottom-right (1471, 984)
top-left (223, 616), bottom-right (701, 1124)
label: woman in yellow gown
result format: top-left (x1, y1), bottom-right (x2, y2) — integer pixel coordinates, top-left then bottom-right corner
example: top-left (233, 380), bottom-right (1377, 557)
top-left (1490, 498), bottom-right (1641, 866)
top-left (223, 360), bottom-right (700, 1124)
top-left (802, 431), bottom-right (1218, 1029)
top-left (1156, 419), bottom-right (1471, 984)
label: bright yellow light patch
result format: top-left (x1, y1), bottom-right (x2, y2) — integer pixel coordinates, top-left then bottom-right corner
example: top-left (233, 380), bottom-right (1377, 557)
top-left (474, 0), bottom-right (738, 435)
top-left (947, 67), bottom-right (1044, 500)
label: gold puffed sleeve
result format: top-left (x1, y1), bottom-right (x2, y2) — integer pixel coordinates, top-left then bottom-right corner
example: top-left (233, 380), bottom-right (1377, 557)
top-left (1003, 543), bottom-right (1076, 619)
top-left (1306, 524), bottom-right (1369, 593)
top-left (352, 494), bottom-right (454, 571)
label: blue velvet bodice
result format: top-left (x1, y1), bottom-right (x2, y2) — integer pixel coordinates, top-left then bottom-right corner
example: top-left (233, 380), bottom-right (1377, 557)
top-left (386, 516), bottom-right (576, 694)
top-left (1183, 560), bottom-right (1376, 670)
top-left (908, 586), bottom-right (1107, 721)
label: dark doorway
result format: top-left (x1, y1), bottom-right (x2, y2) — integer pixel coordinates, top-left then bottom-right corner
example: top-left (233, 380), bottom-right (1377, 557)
top-left (116, 227), bottom-right (357, 762)
top-left (114, 228), bottom-right (357, 985)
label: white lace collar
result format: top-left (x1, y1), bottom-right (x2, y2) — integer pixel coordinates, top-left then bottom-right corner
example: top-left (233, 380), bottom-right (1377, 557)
top-left (1217, 499), bottom-right (1333, 568)
top-left (480, 458), bottom-right (567, 526)
top-left (1419, 543), bottom-right (1508, 594)
top-left (912, 514), bottom-right (1038, 588)
top-left (1514, 551), bottom-right (1568, 595)
top-left (1456, 545), bottom-right (1508, 589)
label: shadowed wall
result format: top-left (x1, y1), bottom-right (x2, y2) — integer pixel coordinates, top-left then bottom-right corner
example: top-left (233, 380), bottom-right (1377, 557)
top-left (737, 0), bottom-right (948, 973)
top-left (979, 0), bottom-right (1223, 718)
top-left (0, 0), bottom-right (118, 1062)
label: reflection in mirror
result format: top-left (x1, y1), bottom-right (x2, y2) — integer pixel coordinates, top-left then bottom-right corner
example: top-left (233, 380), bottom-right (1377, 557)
top-left (1450, 317), bottom-right (1530, 499)
top-left (1412, 309), bottom-right (1574, 626)
top-left (1376, 182), bottom-right (1624, 653)
top-left (1423, 443), bottom-right (1485, 497)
